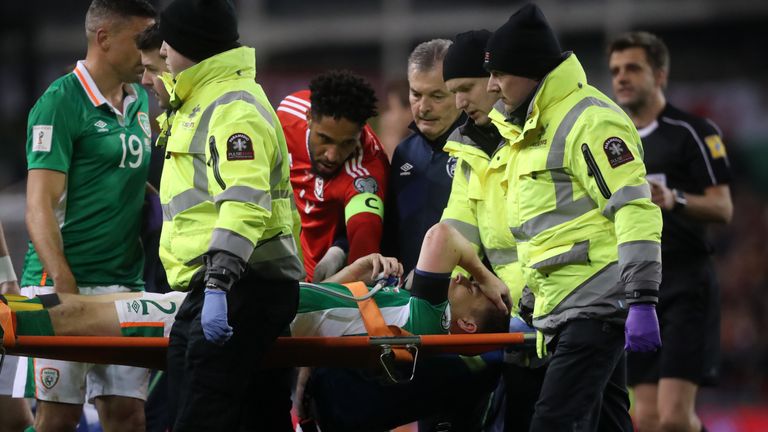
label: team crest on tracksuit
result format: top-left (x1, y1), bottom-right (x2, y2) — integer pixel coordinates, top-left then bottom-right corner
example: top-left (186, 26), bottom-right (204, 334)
top-left (446, 156), bottom-right (458, 178)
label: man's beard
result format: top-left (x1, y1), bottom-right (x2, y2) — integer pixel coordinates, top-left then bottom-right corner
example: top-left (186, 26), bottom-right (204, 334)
top-left (308, 148), bottom-right (341, 179)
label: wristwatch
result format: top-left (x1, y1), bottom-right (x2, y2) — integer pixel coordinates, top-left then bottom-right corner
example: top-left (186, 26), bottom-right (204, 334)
top-left (672, 188), bottom-right (687, 211)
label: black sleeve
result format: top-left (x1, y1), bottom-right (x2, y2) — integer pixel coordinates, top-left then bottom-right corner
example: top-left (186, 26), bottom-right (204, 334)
top-left (410, 271), bottom-right (450, 305)
top-left (684, 118), bottom-right (732, 188)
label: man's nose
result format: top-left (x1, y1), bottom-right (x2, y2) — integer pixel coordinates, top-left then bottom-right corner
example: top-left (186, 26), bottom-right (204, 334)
top-left (141, 70), bottom-right (152, 87)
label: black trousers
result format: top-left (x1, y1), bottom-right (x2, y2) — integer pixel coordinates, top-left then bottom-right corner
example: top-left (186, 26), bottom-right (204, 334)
top-left (502, 362), bottom-right (547, 432)
top-left (167, 272), bottom-right (299, 431)
top-left (530, 319), bottom-right (632, 432)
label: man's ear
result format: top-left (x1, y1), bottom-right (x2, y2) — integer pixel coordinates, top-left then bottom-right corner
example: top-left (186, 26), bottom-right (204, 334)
top-left (94, 27), bottom-right (111, 51)
top-left (456, 317), bottom-right (478, 334)
top-left (306, 110), bottom-right (313, 127)
top-left (655, 68), bottom-right (669, 90)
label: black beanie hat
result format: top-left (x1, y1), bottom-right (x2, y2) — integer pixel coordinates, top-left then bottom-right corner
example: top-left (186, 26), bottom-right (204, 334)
top-left (160, 0), bottom-right (240, 63)
top-left (442, 30), bottom-right (492, 82)
top-left (484, 3), bottom-right (562, 79)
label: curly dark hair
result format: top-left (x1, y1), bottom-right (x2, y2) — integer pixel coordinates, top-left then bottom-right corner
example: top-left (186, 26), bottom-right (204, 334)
top-left (309, 70), bottom-right (378, 126)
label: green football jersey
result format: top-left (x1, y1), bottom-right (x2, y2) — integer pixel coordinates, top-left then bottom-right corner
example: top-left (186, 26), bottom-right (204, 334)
top-left (291, 282), bottom-right (450, 336)
top-left (21, 62), bottom-right (152, 289)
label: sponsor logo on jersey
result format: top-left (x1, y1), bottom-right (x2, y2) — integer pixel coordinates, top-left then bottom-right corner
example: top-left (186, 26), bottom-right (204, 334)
top-left (400, 162), bottom-right (413, 176)
top-left (603, 137), bottom-right (634, 168)
top-left (226, 133), bottom-right (255, 161)
top-left (314, 177), bottom-right (324, 200)
top-left (40, 368), bottom-right (60, 390)
top-left (94, 120), bottom-right (109, 132)
top-left (353, 176), bottom-right (379, 194)
top-left (137, 112), bottom-right (151, 137)
top-left (705, 134), bottom-right (726, 159)
top-left (446, 156), bottom-right (457, 178)
top-left (32, 125), bottom-right (53, 152)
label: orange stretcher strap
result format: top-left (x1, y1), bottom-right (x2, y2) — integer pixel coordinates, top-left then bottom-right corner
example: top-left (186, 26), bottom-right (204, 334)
top-left (342, 282), bottom-right (414, 364)
top-left (342, 282), bottom-right (411, 337)
top-left (0, 305), bottom-right (15, 348)
top-left (4, 332), bottom-right (532, 370)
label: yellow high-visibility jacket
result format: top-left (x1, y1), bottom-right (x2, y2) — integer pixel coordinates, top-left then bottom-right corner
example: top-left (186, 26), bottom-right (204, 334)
top-left (490, 53), bottom-right (662, 334)
top-left (159, 46), bottom-right (304, 290)
top-left (441, 121), bottom-right (525, 313)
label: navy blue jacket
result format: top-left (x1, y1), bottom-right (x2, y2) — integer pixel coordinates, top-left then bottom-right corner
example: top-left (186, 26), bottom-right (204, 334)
top-left (382, 114), bottom-right (467, 275)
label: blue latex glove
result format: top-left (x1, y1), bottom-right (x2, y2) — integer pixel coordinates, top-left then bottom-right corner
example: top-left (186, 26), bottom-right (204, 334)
top-left (624, 303), bottom-right (662, 352)
top-left (142, 193), bottom-right (162, 235)
top-left (201, 288), bottom-right (233, 345)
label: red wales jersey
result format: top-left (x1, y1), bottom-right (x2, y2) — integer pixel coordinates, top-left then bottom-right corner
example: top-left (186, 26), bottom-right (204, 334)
top-left (277, 90), bottom-right (389, 281)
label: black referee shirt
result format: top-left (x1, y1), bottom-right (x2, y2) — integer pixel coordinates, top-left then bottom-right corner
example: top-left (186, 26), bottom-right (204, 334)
top-left (640, 103), bottom-right (731, 256)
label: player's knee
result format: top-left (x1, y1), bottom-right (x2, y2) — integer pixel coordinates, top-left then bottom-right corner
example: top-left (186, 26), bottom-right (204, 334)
top-left (658, 411), bottom-right (694, 432)
top-left (96, 397), bottom-right (145, 432)
top-left (35, 410), bottom-right (81, 432)
top-left (633, 403), bottom-right (660, 432)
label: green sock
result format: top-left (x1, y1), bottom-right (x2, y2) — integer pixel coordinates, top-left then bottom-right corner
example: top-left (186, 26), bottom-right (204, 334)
top-left (15, 310), bottom-right (55, 336)
top-left (24, 426), bottom-right (36, 432)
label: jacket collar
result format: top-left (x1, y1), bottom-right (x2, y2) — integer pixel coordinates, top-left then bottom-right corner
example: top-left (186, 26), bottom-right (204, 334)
top-left (170, 46), bottom-right (256, 107)
top-left (489, 53), bottom-right (586, 144)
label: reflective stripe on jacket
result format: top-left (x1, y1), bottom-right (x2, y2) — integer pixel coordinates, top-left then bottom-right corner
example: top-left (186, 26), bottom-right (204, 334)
top-left (490, 54), bottom-right (662, 333)
top-left (159, 47), bottom-right (304, 289)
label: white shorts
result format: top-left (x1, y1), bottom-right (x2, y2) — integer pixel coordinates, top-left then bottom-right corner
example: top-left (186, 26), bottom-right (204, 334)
top-left (12, 285), bottom-right (152, 404)
top-left (114, 291), bottom-right (187, 338)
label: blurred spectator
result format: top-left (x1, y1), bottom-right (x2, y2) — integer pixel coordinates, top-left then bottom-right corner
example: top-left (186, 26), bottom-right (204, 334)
top-left (378, 78), bottom-right (413, 161)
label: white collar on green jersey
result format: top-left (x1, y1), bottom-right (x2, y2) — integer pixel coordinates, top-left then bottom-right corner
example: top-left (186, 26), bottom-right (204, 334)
top-left (73, 61), bottom-right (138, 119)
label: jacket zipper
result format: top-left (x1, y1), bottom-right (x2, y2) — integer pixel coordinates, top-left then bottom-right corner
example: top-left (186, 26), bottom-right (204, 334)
top-left (209, 136), bottom-right (227, 190)
top-left (581, 143), bottom-right (611, 199)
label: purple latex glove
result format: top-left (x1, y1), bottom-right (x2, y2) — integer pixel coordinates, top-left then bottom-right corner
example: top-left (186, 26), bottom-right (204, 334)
top-left (142, 193), bottom-right (162, 235)
top-left (201, 288), bottom-right (233, 345)
top-left (624, 303), bottom-right (662, 352)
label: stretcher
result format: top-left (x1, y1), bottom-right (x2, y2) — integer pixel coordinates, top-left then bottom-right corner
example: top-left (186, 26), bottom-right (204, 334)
top-left (0, 282), bottom-right (535, 381)
top-left (3, 331), bottom-right (533, 371)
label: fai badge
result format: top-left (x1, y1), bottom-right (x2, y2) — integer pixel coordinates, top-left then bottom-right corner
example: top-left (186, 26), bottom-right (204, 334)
top-left (603, 137), bottom-right (634, 168)
top-left (441, 308), bottom-right (451, 331)
top-left (40, 368), bottom-right (60, 390)
top-left (226, 133), bottom-right (255, 161)
top-left (137, 112), bottom-right (151, 137)
top-left (353, 176), bottom-right (379, 194)
top-left (446, 156), bottom-right (458, 178)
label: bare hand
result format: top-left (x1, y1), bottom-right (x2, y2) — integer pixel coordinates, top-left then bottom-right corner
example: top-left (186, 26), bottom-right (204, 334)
top-left (648, 180), bottom-right (674, 211)
top-left (474, 272), bottom-right (511, 314)
top-left (369, 254), bottom-right (403, 282)
top-left (347, 253), bottom-right (403, 285)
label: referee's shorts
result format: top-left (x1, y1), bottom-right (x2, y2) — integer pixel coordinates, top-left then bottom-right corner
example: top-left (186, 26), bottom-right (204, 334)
top-left (627, 254), bottom-right (720, 386)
